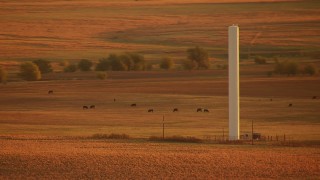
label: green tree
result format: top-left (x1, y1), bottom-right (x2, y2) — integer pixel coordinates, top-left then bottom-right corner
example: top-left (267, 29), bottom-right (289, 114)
top-left (274, 60), bottom-right (299, 76)
top-left (160, 57), bottom-right (174, 70)
top-left (129, 53), bottom-right (145, 71)
top-left (64, 64), bottom-right (77, 72)
top-left (304, 64), bottom-right (317, 75)
top-left (187, 46), bottom-right (209, 69)
top-left (286, 61), bottom-right (298, 75)
top-left (95, 58), bottom-right (111, 71)
top-left (108, 54), bottom-right (128, 71)
top-left (33, 59), bottom-right (53, 74)
top-left (20, 62), bottom-right (41, 81)
top-left (0, 66), bottom-right (8, 84)
top-left (78, 59), bottom-right (93, 71)
top-left (120, 54), bottom-right (134, 71)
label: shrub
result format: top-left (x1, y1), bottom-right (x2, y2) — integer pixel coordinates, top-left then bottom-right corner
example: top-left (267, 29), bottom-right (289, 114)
top-left (64, 64), bottom-right (77, 72)
top-left (149, 135), bottom-right (202, 143)
top-left (254, 56), bottom-right (267, 64)
top-left (274, 60), bottom-right (299, 76)
top-left (0, 66), bottom-right (8, 83)
top-left (160, 57), bottom-right (174, 70)
top-left (304, 64), bottom-right (317, 75)
top-left (78, 59), bottom-right (93, 71)
top-left (96, 72), bottom-right (107, 80)
top-left (95, 58), bottom-right (111, 71)
top-left (96, 53), bottom-right (146, 71)
top-left (90, 133), bottom-right (130, 139)
top-left (33, 59), bottom-right (53, 74)
top-left (19, 62), bottom-right (41, 81)
top-left (187, 46), bottom-right (209, 69)
top-left (182, 59), bottom-right (198, 70)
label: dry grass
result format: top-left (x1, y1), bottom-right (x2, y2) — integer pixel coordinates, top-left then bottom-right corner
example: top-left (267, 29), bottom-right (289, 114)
top-left (0, 0), bottom-right (319, 61)
top-left (0, 71), bottom-right (319, 140)
top-left (0, 139), bottom-right (319, 179)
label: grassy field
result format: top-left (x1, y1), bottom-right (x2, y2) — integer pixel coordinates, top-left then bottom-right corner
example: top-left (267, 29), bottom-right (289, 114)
top-left (0, 71), bottom-right (319, 140)
top-left (0, 0), bottom-right (319, 61)
top-left (0, 0), bottom-right (319, 178)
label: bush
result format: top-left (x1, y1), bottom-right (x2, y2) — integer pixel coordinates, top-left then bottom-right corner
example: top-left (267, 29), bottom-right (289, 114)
top-left (90, 133), bottom-right (130, 139)
top-left (95, 58), bottom-right (111, 71)
top-left (182, 59), bottom-right (198, 70)
top-left (96, 53), bottom-right (146, 71)
top-left (160, 57), bottom-right (174, 70)
top-left (149, 135), bottom-right (202, 143)
top-left (78, 59), bottom-right (93, 71)
top-left (96, 72), bottom-right (107, 80)
top-left (0, 66), bottom-right (8, 83)
top-left (33, 59), bottom-right (53, 74)
top-left (64, 64), bottom-right (77, 72)
top-left (254, 56), bottom-right (267, 64)
top-left (19, 62), bottom-right (41, 81)
top-left (187, 46), bottom-right (209, 69)
top-left (274, 60), bottom-right (299, 76)
top-left (304, 64), bottom-right (317, 75)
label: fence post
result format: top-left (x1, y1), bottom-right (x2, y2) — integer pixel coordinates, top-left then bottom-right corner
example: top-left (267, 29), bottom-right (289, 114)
top-left (162, 115), bottom-right (164, 139)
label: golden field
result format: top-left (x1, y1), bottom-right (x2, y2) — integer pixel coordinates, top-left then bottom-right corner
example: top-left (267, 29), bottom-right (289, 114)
top-left (0, 139), bottom-right (319, 179)
top-left (0, 0), bottom-right (319, 61)
top-left (1, 0), bottom-right (320, 179)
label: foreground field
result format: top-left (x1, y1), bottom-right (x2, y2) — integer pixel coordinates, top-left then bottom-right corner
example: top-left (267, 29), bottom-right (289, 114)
top-left (0, 139), bottom-right (319, 179)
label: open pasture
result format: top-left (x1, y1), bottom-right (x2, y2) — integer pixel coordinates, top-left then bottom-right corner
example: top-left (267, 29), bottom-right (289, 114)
top-left (0, 71), bottom-right (319, 140)
top-left (0, 0), bottom-right (319, 61)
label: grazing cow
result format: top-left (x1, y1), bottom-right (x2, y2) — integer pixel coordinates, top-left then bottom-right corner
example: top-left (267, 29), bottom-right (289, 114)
top-left (48, 90), bottom-right (53, 94)
top-left (197, 108), bottom-right (202, 112)
top-left (114, 98), bottom-right (116, 102)
top-left (288, 103), bottom-right (293, 107)
top-left (204, 109), bottom-right (209, 112)
top-left (173, 108), bottom-right (178, 112)
top-left (83, 106), bottom-right (88, 110)
top-left (148, 109), bottom-right (154, 112)
top-left (90, 105), bottom-right (95, 109)
top-left (270, 98), bottom-right (273, 101)
top-left (312, 96), bottom-right (317, 99)
top-left (131, 103), bottom-right (137, 107)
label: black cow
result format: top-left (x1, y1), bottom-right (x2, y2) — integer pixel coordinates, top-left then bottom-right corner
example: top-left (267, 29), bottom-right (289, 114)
top-left (83, 106), bottom-right (88, 110)
top-left (90, 105), bottom-right (95, 109)
top-left (173, 108), bottom-right (178, 112)
top-left (197, 108), bottom-right (202, 112)
top-left (312, 96), bottom-right (317, 99)
top-left (148, 109), bottom-right (154, 112)
top-left (48, 90), bottom-right (53, 94)
top-left (288, 103), bottom-right (293, 107)
top-left (204, 109), bottom-right (209, 112)
top-left (131, 103), bottom-right (137, 107)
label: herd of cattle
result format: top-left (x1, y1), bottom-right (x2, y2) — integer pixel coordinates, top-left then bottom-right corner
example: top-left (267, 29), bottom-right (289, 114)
top-left (47, 90), bottom-right (318, 111)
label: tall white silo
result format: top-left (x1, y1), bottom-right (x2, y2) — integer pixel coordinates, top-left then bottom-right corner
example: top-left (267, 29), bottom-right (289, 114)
top-left (228, 25), bottom-right (240, 140)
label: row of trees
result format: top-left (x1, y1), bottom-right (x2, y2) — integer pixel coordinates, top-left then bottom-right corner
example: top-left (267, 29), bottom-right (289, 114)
top-left (274, 60), bottom-right (317, 76)
top-left (1, 46), bottom-right (318, 82)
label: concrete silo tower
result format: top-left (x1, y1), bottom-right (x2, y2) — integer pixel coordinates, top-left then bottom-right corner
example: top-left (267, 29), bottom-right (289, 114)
top-left (228, 25), bottom-right (240, 140)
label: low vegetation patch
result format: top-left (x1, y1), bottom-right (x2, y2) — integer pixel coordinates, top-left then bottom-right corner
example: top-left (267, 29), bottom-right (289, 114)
top-left (90, 133), bottom-right (130, 140)
top-left (149, 135), bottom-right (202, 143)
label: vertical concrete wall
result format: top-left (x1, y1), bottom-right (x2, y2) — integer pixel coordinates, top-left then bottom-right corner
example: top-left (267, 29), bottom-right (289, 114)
top-left (228, 25), bottom-right (240, 140)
